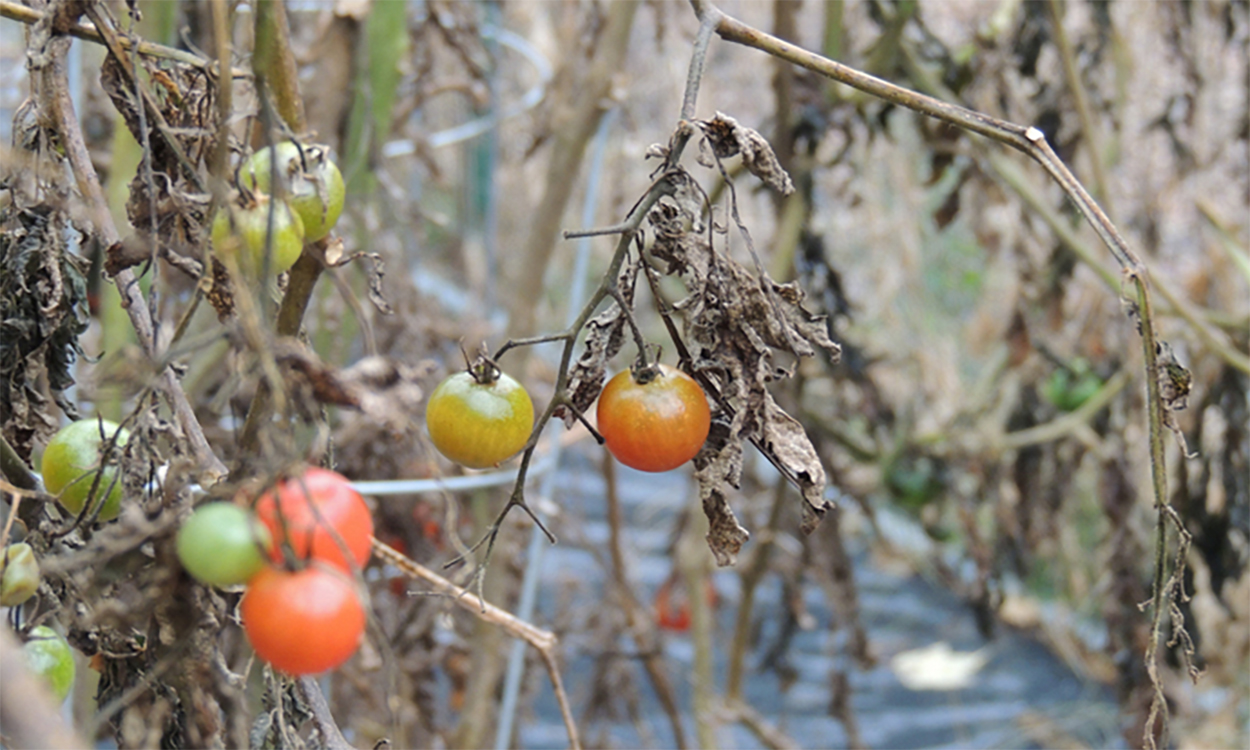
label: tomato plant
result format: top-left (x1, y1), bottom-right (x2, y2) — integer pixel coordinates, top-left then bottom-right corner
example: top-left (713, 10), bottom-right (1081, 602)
top-left (1, 542), bottom-right (39, 606)
top-left (176, 503), bottom-right (272, 587)
top-left (22, 625), bottom-right (76, 701)
top-left (242, 142), bottom-right (345, 243)
top-left (41, 418), bottom-right (130, 522)
top-left (240, 565), bottom-right (365, 675)
top-left (425, 360), bottom-right (534, 469)
top-left (211, 192), bottom-right (305, 278)
top-left (596, 363), bottom-right (710, 473)
top-left (253, 467), bottom-right (373, 573)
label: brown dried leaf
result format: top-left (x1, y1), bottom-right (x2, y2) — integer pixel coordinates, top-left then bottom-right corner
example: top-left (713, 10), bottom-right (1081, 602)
top-left (697, 112), bottom-right (794, 196)
top-left (647, 184), bottom-right (841, 542)
top-left (1155, 340), bottom-right (1196, 458)
top-left (273, 341), bottom-right (424, 433)
top-left (325, 249), bottom-right (394, 315)
top-left (701, 485), bottom-right (750, 567)
top-left (556, 258), bottom-right (638, 427)
top-left (205, 258), bottom-right (235, 321)
top-left (759, 393), bottom-right (833, 532)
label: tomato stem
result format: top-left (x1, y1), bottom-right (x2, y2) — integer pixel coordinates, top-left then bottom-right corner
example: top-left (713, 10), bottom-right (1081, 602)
top-left (554, 397), bottom-right (604, 445)
top-left (464, 344), bottom-right (502, 386)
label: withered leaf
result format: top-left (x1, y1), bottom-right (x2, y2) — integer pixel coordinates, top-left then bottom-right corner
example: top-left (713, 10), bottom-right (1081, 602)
top-left (325, 249), bottom-right (394, 316)
top-left (645, 181), bottom-right (842, 545)
top-left (556, 257), bottom-right (638, 427)
top-left (692, 415), bottom-right (749, 566)
top-left (697, 112), bottom-right (794, 196)
top-left (205, 257), bottom-right (235, 321)
top-left (759, 392), bottom-right (832, 532)
top-left (701, 485), bottom-right (750, 567)
top-left (1154, 340), bottom-right (1196, 458)
top-left (273, 341), bottom-right (423, 433)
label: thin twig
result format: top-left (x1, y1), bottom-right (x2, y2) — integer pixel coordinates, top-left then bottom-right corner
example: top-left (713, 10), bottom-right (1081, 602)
top-left (1046, 0), bottom-right (1112, 215)
top-left (0, 0), bottom-right (248, 76)
top-left (371, 538), bottom-right (581, 748)
top-left (689, 0), bottom-right (1143, 276)
top-left (561, 223), bottom-right (634, 240)
top-left (681, 14), bottom-right (718, 121)
top-left (295, 677), bottom-right (357, 750)
top-left (0, 434), bottom-right (39, 492)
top-left (374, 539), bottom-right (556, 650)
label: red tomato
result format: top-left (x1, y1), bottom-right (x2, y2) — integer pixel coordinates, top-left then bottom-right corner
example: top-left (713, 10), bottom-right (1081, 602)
top-left (241, 565), bottom-right (365, 675)
top-left (253, 468), bottom-right (373, 573)
top-left (654, 576), bottom-right (718, 633)
top-left (597, 364), bottom-right (711, 472)
top-left (654, 577), bottom-right (691, 632)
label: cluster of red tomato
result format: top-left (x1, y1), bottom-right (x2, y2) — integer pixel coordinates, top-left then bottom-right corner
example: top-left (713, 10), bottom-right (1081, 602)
top-left (177, 467), bottom-right (372, 675)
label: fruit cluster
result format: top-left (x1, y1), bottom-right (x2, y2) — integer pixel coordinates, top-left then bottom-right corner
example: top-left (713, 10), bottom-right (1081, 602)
top-left (176, 467), bottom-right (371, 675)
top-left (211, 142), bottom-right (345, 280)
top-left (425, 357), bottom-right (710, 474)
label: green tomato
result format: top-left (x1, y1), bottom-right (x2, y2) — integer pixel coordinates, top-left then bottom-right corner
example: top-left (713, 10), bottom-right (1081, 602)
top-left (1, 543), bottom-right (40, 606)
top-left (242, 142), bottom-right (345, 242)
top-left (41, 419), bottom-right (130, 522)
top-left (23, 625), bottom-right (76, 702)
top-left (176, 502), bottom-right (272, 587)
top-left (1043, 363), bottom-right (1103, 412)
top-left (211, 193), bottom-right (305, 278)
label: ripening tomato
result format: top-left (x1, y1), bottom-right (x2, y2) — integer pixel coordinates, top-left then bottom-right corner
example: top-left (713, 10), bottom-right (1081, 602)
top-left (211, 192), bottom-right (305, 278)
top-left (597, 364), bottom-right (710, 473)
top-left (242, 142), bottom-right (345, 243)
top-left (176, 502), bottom-right (271, 587)
top-left (41, 418), bottom-right (130, 521)
top-left (425, 365), bottom-right (534, 469)
top-left (253, 468), bottom-right (373, 573)
top-left (241, 565), bottom-right (365, 675)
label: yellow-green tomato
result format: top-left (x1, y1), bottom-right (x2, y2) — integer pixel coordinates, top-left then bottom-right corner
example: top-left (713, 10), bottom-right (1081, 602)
top-left (425, 370), bottom-right (534, 469)
top-left (41, 419), bottom-right (130, 522)
top-left (1, 543), bottom-right (39, 606)
top-left (242, 142), bottom-right (345, 242)
top-left (23, 625), bottom-right (75, 702)
top-left (176, 503), bottom-right (272, 587)
top-left (211, 193), bottom-right (305, 278)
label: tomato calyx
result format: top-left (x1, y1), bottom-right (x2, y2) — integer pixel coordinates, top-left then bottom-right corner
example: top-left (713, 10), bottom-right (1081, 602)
top-left (629, 361), bottom-right (663, 387)
top-left (462, 344), bottom-right (504, 387)
top-left (627, 343), bottom-right (667, 386)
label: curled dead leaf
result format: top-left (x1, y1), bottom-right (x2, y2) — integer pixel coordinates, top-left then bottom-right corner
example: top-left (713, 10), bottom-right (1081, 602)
top-left (556, 257), bottom-right (638, 427)
top-left (697, 112), bottom-right (794, 196)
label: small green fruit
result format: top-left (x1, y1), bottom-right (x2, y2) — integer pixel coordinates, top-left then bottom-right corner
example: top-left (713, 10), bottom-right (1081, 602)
top-left (211, 193), bottom-right (305, 278)
top-left (41, 419), bottom-right (130, 522)
top-left (23, 625), bottom-right (76, 702)
top-left (177, 503), bottom-right (271, 587)
top-left (242, 142), bottom-right (345, 243)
